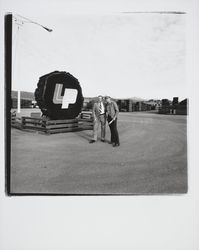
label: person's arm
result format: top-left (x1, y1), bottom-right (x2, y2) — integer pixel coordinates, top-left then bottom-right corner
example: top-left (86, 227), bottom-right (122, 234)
top-left (108, 102), bottom-right (119, 124)
top-left (92, 103), bottom-right (97, 121)
top-left (104, 102), bottom-right (108, 118)
top-left (113, 101), bottom-right (119, 120)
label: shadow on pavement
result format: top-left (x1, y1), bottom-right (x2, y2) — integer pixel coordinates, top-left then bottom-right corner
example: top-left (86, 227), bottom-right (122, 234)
top-left (75, 130), bottom-right (91, 142)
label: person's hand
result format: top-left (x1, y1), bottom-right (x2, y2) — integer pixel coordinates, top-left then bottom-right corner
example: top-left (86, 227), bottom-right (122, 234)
top-left (108, 119), bottom-right (114, 125)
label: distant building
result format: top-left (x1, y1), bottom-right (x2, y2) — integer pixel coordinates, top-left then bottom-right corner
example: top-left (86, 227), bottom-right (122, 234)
top-left (116, 99), bottom-right (160, 112)
top-left (12, 91), bottom-right (187, 115)
top-left (11, 91), bottom-right (34, 109)
top-left (83, 97), bottom-right (162, 112)
top-left (82, 97), bottom-right (96, 111)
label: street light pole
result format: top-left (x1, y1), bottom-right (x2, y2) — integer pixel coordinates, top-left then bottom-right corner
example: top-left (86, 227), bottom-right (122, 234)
top-left (5, 13), bottom-right (52, 195)
top-left (5, 13), bottom-right (12, 195)
top-left (12, 14), bottom-right (52, 113)
top-left (15, 14), bottom-right (53, 32)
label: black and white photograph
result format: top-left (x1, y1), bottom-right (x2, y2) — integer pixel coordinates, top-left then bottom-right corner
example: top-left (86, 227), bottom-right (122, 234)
top-left (1, 1), bottom-right (199, 250)
top-left (7, 10), bottom-right (187, 195)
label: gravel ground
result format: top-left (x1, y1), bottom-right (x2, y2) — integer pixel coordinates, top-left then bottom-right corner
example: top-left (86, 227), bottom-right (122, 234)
top-left (10, 111), bottom-right (187, 194)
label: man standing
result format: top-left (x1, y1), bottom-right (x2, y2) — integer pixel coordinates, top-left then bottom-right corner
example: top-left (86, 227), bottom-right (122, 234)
top-left (89, 95), bottom-right (106, 143)
top-left (105, 96), bottom-right (120, 147)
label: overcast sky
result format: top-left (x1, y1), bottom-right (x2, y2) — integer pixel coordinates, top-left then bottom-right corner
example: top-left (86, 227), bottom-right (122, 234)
top-left (12, 12), bottom-right (186, 100)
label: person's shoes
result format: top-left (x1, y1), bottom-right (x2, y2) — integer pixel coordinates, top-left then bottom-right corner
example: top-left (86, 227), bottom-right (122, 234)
top-left (101, 139), bottom-right (105, 142)
top-left (112, 143), bottom-right (116, 147)
top-left (115, 143), bottom-right (120, 147)
top-left (89, 140), bottom-right (96, 143)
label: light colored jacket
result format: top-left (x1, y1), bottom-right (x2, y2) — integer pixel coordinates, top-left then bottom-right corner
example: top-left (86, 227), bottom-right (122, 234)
top-left (92, 101), bottom-right (106, 119)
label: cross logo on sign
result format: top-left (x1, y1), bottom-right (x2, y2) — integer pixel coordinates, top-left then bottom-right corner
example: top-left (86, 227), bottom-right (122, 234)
top-left (53, 84), bottom-right (78, 109)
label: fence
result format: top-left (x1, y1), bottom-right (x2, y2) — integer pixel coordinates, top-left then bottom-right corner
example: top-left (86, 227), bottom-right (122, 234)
top-left (11, 111), bottom-right (22, 129)
top-left (19, 116), bottom-right (93, 134)
top-left (11, 111), bottom-right (93, 134)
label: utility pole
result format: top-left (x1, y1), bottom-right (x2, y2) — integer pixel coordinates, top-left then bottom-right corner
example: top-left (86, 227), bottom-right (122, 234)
top-left (5, 13), bottom-right (12, 195)
top-left (5, 13), bottom-right (52, 195)
top-left (12, 14), bottom-right (52, 113)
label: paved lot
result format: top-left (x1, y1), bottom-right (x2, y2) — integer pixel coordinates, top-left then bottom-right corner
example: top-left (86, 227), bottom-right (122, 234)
top-left (10, 111), bottom-right (187, 194)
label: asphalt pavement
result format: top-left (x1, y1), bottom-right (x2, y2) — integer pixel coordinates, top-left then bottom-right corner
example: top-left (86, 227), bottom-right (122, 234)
top-left (10, 111), bottom-right (187, 194)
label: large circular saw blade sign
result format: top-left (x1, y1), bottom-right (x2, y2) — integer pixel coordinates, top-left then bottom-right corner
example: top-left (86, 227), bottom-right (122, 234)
top-left (35, 71), bottom-right (84, 120)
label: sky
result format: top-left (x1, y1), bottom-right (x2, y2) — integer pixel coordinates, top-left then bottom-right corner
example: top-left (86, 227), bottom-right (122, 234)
top-left (11, 11), bottom-right (186, 100)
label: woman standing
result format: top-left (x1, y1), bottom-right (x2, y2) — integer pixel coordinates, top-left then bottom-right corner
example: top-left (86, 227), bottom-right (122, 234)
top-left (105, 96), bottom-right (120, 147)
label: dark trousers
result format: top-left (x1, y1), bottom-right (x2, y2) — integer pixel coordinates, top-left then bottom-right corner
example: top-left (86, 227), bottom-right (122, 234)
top-left (107, 116), bottom-right (119, 144)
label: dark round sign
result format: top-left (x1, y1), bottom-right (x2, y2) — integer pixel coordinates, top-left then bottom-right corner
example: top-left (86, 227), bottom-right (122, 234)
top-left (34, 71), bottom-right (84, 120)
